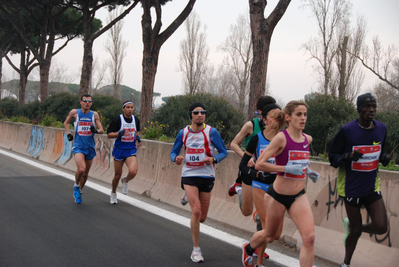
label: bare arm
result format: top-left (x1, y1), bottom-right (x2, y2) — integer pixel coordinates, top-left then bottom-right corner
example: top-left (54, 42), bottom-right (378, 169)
top-left (230, 121), bottom-right (253, 158)
top-left (305, 133), bottom-right (313, 145)
top-left (63, 109), bottom-right (77, 135)
top-left (93, 112), bottom-right (104, 134)
top-left (107, 132), bottom-right (119, 139)
top-left (255, 132), bottom-right (286, 173)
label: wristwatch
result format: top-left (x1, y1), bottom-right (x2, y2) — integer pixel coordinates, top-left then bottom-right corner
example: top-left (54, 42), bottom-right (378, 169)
top-left (213, 157), bottom-right (217, 163)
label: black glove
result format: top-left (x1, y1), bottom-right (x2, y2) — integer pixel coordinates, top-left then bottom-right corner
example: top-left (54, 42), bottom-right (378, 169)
top-left (380, 154), bottom-right (391, 167)
top-left (136, 135), bottom-right (141, 143)
top-left (118, 130), bottom-right (126, 137)
top-left (346, 150), bottom-right (363, 162)
top-left (67, 133), bottom-right (73, 142)
top-left (90, 124), bottom-right (98, 134)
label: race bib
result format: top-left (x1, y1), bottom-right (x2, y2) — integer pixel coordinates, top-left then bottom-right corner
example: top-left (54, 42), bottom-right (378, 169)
top-left (185, 148), bottom-right (206, 168)
top-left (77, 121), bottom-right (92, 136)
top-left (352, 145), bottom-right (381, 172)
top-left (121, 128), bottom-right (136, 142)
top-left (285, 150), bottom-right (310, 179)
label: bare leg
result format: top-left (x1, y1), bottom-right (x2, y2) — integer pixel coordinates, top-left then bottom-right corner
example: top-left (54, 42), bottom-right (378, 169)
top-left (249, 195), bottom-right (286, 249)
top-left (363, 198), bottom-right (387, 234)
top-left (74, 153), bottom-right (86, 186)
top-left (112, 160), bottom-right (124, 193)
top-left (343, 198), bottom-right (387, 265)
top-left (253, 188), bottom-right (267, 266)
top-left (240, 182), bottom-right (253, 216)
top-left (184, 184), bottom-right (211, 247)
top-left (343, 202), bottom-right (362, 265)
top-left (288, 194), bottom-right (315, 267)
top-left (124, 156), bottom-right (138, 182)
top-left (80, 159), bottom-right (93, 190)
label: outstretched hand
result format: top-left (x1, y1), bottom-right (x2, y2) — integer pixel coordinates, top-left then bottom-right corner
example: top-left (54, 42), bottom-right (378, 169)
top-left (90, 124), bottom-right (99, 134)
top-left (346, 150), bottom-right (363, 162)
top-left (307, 169), bottom-right (320, 183)
top-left (380, 154), bottom-right (391, 167)
top-left (284, 165), bottom-right (304, 175)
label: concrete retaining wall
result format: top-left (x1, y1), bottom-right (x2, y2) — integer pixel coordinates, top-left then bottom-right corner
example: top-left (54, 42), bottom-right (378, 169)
top-left (1, 121), bottom-right (397, 266)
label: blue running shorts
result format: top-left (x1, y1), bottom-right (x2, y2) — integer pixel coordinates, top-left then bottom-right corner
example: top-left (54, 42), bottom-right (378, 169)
top-left (252, 180), bottom-right (270, 193)
top-left (72, 146), bottom-right (96, 160)
top-left (112, 147), bottom-right (137, 161)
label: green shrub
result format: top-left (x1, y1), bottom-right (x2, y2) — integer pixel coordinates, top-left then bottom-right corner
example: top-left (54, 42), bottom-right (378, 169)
top-left (41, 114), bottom-right (58, 127)
top-left (17, 116), bottom-right (30, 123)
top-left (305, 93), bottom-right (357, 156)
top-left (375, 110), bottom-right (399, 164)
top-left (91, 94), bottom-right (121, 111)
top-left (142, 121), bottom-right (165, 139)
top-left (151, 93), bottom-right (245, 144)
top-left (41, 92), bottom-right (78, 122)
top-left (0, 98), bottom-right (19, 117)
top-left (96, 103), bottom-right (126, 130)
top-left (14, 100), bottom-right (41, 120)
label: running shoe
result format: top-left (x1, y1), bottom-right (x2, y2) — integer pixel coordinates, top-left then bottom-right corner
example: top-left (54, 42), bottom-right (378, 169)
top-left (73, 186), bottom-right (82, 204)
top-left (253, 210), bottom-right (261, 224)
top-left (343, 218), bottom-right (350, 245)
top-left (253, 248), bottom-right (270, 259)
top-left (180, 192), bottom-right (188, 206)
top-left (228, 182), bottom-right (242, 196)
top-left (242, 242), bottom-right (254, 267)
top-left (190, 248), bottom-right (204, 263)
top-left (110, 192), bottom-right (118, 205)
top-left (340, 263), bottom-right (350, 267)
top-left (121, 177), bottom-right (128, 195)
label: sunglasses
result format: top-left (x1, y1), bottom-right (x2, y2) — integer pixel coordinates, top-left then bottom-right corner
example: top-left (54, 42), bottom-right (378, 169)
top-left (191, 110), bottom-right (206, 115)
top-left (82, 99), bottom-right (92, 103)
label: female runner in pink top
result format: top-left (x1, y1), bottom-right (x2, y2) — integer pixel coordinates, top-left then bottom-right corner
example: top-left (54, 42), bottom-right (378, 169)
top-left (241, 100), bottom-right (319, 267)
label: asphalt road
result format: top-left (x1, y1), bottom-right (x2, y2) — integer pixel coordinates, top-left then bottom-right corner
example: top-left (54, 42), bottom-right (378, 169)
top-left (0, 151), bottom-right (340, 267)
top-left (0, 153), bottom-right (270, 267)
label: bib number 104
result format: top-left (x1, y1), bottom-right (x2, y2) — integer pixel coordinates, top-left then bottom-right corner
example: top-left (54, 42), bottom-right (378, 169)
top-left (189, 156), bottom-right (200, 162)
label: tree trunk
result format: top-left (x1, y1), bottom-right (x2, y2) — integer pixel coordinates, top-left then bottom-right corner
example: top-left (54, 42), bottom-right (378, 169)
top-left (140, 50), bottom-right (159, 126)
top-left (39, 61), bottom-right (51, 102)
top-left (79, 3), bottom-right (93, 98)
top-left (0, 57), bottom-right (2, 100)
top-left (247, 0), bottom-right (291, 120)
top-left (139, 0), bottom-right (196, 126)
top-left (338, 36), bottom-right (349, 99)
top-left (113, 83), bottom-right (120, 100)
top-left (18, 69), bottom-right (27, 106)
top-left (238, 80), bottom-right (246, 113)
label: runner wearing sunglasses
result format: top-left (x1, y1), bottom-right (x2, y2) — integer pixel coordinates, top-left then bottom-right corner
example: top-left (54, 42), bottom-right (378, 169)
top-left (170, 102), bottom-right (228, 263)
top-left (64, 94), bottom-right (104, 204)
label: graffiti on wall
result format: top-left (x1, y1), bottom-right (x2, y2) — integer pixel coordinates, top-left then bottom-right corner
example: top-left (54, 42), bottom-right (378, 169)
top-left (56, 131), bottom-right (73, 165)
top-left (324, 175), bottom-right (394, 247)
top-left (26, 126), bottom-right (45, 159)
top-left (93, 136), bottom-right (112, 172)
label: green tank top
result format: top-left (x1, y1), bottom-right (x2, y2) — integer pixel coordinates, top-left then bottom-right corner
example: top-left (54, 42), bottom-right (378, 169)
top-left (244, 118), bottom-right (262, 148)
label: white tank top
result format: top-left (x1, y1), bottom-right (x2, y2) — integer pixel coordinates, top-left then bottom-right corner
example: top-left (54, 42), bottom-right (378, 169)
top-left (181, 125), bottom-right (215, 178)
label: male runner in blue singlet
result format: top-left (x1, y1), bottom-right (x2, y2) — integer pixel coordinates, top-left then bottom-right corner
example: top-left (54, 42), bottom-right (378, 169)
top-left (64, 94), bottom-right (104, 204)
top-left (107, 100), bottom-right (141, 204)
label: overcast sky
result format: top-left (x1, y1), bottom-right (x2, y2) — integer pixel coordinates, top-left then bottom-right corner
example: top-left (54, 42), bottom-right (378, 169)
top-left (3, 0), bottom-right (399, 105)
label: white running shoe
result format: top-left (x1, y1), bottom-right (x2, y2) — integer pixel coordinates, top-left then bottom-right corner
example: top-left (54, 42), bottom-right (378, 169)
top-left (121, 177), bottom-right (128, 195)
top-left (180, 192), bottom-right (188, 206)
top-left (190, 248), bottom-right (204, 263)
top-left (110, 192), bottom-right (118, 204)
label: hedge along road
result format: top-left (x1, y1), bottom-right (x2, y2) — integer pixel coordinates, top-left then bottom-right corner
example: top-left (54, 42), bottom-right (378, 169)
top-left (0, 148), bottom-right (335, 267)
